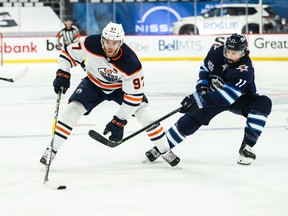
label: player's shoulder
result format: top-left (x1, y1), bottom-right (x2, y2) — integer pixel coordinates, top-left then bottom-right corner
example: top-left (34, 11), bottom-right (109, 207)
top-left (235, 57), bottom-right (254, 73)
top-left (209, 43), bottom-right (224, 53)
top-left (121, 43), bottom-right (139, 61)
top-left (85, 34), bottom-right (101, 44)
top-left (204, 43), bottom-right (224, 64)
top-left (84, 34), bottom-right (103, 55)
top-left (112, 43), bottom-right (142, 75)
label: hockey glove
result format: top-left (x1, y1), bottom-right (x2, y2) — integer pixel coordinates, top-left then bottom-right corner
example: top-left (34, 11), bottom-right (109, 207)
top-left (180, 92), bottom-right (205, 113)
top-left (53, 69), bottom-right (71, 94)
top-left (104, 116), bottom-right (127, 142)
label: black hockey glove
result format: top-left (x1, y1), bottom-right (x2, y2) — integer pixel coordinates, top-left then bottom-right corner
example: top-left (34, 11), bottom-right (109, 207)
top-left (180, 92), bottom-right (205, 113)
top-left (53, 69), bottom-right (71, 94)
top-left (104, 116), bottom-right (127, 142)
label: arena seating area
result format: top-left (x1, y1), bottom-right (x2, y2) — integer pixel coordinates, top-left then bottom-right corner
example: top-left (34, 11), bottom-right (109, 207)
top-left (0, 0), bottom-right (58, 7)
top-left (0, 0), bottom-right (60, 14)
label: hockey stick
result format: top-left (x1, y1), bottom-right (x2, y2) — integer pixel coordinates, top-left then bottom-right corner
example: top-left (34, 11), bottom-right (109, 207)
top-left (89, 106), bottom-right (182, 148)
top-left (43, 90), bottom-right (62, 185)
top-left (0, 66), bottom-right (28, 82)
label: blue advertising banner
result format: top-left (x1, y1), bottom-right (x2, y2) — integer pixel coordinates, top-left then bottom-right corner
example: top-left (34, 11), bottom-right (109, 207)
top-left (72, 2), bottom-right (216, 35)
top-left (71, 1), bottom-right (288, 35)
top-left (117, 3), bottom-right (194, 35)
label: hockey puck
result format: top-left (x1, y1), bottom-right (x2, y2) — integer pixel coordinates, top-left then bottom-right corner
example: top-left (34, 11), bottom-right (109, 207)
top-left (57, 185), bottom-right (67, 190)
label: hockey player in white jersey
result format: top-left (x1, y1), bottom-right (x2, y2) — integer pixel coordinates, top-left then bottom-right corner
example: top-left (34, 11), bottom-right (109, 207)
top-left (40, 22), bottom-right (180, 167)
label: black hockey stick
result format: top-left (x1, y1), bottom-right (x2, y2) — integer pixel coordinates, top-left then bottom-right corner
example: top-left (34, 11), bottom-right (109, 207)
top-left (0, 66), bottom-right (28, 82)
top-left (89, 106), bottom-right (182, 148)
top-left (44, 90), bottom-right (62, 184)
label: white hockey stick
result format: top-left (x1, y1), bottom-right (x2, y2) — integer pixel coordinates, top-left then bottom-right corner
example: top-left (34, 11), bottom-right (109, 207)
top-left (0, 66), bottom-right (28, 82)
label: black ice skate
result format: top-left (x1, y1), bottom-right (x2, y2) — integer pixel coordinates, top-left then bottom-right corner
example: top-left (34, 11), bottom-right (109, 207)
top-left (145, 146), bottom-right (161, 162)
top-left (237, 141), bottom-right (256, 165)
top-left (145, 146), bottom-right (180, 167)
top-left (40, 147), bottom-right (57, 165)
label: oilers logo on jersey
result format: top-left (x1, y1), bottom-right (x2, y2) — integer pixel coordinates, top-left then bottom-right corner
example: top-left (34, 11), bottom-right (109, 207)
top-left (76, 88), bottom-right (83, 94)
top-left (99, 68), bottom-right (121, 83)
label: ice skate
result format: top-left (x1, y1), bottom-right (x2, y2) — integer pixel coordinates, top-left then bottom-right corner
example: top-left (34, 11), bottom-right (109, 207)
top-left (40, 147), bottom-right (57, 165)
top-left (145, 146), bottom-right (161, 162)
top-left (162, 150), bottom-right (180, 167)
top-left (237, 141), bottom-right (256, 165)
top-left (145, 146), bottom-right (180, 167)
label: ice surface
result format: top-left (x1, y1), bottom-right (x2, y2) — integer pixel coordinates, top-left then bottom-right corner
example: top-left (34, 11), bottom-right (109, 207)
top-left (0, 61), bottom-right (287, 216)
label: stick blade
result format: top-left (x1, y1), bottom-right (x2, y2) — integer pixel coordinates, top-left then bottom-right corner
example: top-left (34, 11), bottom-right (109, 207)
top-left (44, 181), bottom-right (67, 190)
top-left (12, 66), bottom-right (29, 82)
top-left (0, 77), bottom-right (13, 82)
top-left (88, 130), bottom-right (120, 147)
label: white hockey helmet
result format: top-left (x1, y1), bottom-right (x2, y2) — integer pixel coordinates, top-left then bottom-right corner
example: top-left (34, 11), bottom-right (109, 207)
top-left (101, 22), bottom-right (125, 46)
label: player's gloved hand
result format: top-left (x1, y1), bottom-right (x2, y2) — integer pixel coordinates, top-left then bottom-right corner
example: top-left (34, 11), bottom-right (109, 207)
top-left (180, 92), bottom-right (205, 113)
top-left (53, 69), bottom-right (71, 94)
top-left (104, 116), bottom-right (127, 142)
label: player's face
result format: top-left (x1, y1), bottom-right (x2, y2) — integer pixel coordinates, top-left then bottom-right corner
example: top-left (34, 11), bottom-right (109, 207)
top-left (102, 38), bottom-right (121, 57)
top-left (224, 48), bottom-right (243, 65)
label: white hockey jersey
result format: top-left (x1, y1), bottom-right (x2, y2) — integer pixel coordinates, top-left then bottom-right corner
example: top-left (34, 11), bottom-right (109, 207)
top-left (57, 34), bottom-right (145, 120)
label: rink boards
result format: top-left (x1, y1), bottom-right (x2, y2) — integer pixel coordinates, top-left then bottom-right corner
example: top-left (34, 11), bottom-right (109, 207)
top-left (1, 34), bottom-right (287, 64)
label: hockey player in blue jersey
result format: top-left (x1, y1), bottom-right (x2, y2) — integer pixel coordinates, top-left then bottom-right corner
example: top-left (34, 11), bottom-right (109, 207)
top-left (40, 22), bottom-right (180, 167)
top-left (145, 33), bottom-right (272, 165)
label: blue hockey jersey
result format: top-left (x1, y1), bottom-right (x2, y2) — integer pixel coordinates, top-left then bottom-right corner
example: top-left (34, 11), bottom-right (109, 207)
top-left (197, 43), bottom-right (257, 108)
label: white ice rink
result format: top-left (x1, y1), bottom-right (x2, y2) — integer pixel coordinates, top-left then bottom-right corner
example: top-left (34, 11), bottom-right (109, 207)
top-left (0, 61), bottom-right (287, 216)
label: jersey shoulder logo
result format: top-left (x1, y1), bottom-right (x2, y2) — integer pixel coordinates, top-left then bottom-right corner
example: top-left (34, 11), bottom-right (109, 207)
top-left (222, 64), bottom-right (229, 71)
top-left (208, 60), bottom-right (214, 72)
top-left (236, 64), bottom-right (249, 72)
top-left (213, 43), bottom-right (221, 51)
